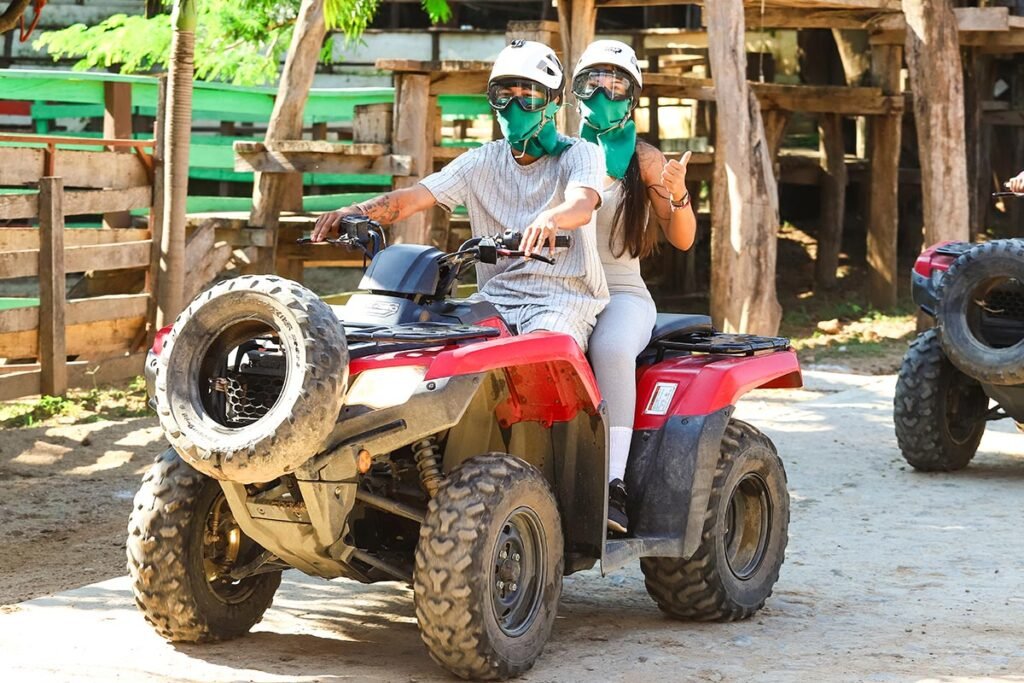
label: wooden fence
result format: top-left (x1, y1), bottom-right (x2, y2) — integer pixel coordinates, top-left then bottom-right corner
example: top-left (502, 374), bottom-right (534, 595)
top-left (0, 134), bottom-right (157, 401)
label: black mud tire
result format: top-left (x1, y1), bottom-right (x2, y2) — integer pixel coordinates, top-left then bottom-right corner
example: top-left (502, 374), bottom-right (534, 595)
top-left (154, 275), bottom-right (347, 484)
top-left (640, 420), bottom-right (789, 621)
top-left (894, 329), bottom-right (988, 471)
top-left (127, 448), bottom-right (282, 642)
top-left (414, 454), bottom-right (564, 681)
top-left (936, 239), bottom-right (1024, 385)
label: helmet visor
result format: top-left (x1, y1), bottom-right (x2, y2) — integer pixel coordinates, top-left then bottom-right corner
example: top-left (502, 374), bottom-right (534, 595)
top-left (487, 79), bottom-right (550, 112)
top-left (572, 68), bottom-right (636, 102)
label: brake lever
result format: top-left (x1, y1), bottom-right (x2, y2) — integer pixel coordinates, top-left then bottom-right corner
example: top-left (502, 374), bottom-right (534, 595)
top-left (499, 248), bottom-right (556, 265)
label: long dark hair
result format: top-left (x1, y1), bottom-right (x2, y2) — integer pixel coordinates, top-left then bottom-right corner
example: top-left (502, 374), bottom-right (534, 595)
top-left (610, 143), bottom-right (659, 260)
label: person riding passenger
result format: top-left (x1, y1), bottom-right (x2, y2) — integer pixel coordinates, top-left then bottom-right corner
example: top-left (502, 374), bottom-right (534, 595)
top-left (573, 40), bottom-right (698, 533)
top-left (313, 40), bottom-right (609, 351)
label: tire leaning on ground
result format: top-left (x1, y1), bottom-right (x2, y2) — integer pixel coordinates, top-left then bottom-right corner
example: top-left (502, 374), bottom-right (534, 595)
top-left (640, 420), bottom-right (789, 621)
top-left (127, 448), bottom-right (282, 642)
top-left (936, 239), bottom-right (1024, 385)
top-left (154, 275), bottom-right (347, 484)
top-left (894, 329), bottom-right (988, 472)
top-left (414, 454), bottom-right (564, 681)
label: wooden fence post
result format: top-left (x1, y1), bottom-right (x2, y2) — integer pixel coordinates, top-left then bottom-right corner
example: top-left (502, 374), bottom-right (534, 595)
top-left (390, 73), bottom-right (433, 244)
top-left (39, 177), bottom-right (67, 397)
top-left (817, 113), bottom-right (847, 289)
top-left (707, 0), bottom-right (782, 336)
top-left (867, 44), bottom-right (902, 310)
top-left (103, 81), bottom-right (133, 229)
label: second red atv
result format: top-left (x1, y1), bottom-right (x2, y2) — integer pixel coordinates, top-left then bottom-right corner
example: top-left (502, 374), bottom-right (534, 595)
top-left (132, 217), bottom-right (802, 680)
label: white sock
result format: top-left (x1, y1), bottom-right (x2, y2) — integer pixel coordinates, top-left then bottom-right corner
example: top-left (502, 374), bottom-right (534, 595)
top-left (608, 427), bottom-right (632, 483)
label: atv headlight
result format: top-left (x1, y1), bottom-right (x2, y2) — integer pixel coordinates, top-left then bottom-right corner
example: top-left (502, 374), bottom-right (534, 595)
top-left (346, 365), bottom-right (429, 409)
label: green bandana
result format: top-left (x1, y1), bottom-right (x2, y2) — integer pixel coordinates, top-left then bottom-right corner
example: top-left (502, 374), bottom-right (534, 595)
top-left (497, 101), bottom-right (570, 159)
top-left (579, 92), bottom-right (637, 179)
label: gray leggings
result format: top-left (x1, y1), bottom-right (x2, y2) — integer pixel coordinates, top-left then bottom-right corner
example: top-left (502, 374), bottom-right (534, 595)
top-left (588, 292), bottom-right (657, 429)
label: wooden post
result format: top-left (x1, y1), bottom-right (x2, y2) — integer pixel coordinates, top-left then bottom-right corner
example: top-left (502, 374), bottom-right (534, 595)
top-left (250, 0), bottom-right (326, 271)
top-left (390, 73), bottom-right (433, 244)
top-left (817, 113), bottom-right (847, 289)
top-left (964, 49), bottom-right (993, 241)
top-left (707, 0), bottom-right (782, 336)
top-left (902, 0), bottom-right (969, 247)
top-left (867, 44), bottom-right (902, 310)
top-left (353, 103), bottom-right (394, 144)
top-left (832, 29), bottom-right (871, 157)
top-left (146, 75), bottom-right (167, 343)
top-left (103, 81), bottom-right (133, 228)
top-left (39, 177), bottom-right (67, 397)
top-left (557, 0), bottom-right (597, 135)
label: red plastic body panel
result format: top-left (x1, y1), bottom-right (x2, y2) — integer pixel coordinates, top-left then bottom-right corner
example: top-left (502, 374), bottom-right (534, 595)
top-left (913, 241), bottom-right (957, 277)
top-left (152, 325), bottom-right (173, 356)
top-left (633, 350), bottom-right (803, 430)
top-left (424, 330), bottom-right (602, 427)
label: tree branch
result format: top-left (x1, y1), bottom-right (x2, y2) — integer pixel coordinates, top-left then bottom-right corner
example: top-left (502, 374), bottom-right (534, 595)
top-left (0, 0), bottom-right (33, 35)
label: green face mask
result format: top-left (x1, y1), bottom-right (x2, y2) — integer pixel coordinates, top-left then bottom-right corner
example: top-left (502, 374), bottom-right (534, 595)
top-left (496, 101), bottom-right (570, 159)
top-left (579, 91), bottom-right (637, 180)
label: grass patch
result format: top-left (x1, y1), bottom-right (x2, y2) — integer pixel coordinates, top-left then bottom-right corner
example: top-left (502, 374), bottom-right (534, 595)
top-left (0, 376), bottom-right (151, 429)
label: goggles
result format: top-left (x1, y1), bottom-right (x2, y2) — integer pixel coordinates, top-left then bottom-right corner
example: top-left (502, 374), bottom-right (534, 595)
top-left (571, 68), bottom-right (636, 102)
top-left (487, 79), bottom-right (552, 112)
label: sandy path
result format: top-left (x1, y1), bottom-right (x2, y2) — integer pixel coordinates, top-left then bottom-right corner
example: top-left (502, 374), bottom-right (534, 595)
top-left (2, 372), bottom-right (1023, 682)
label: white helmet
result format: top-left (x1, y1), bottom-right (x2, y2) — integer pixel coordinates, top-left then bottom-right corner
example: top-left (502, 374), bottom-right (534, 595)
top-left (573, 39), bottom-right (643, 89)
top-left (489, 40), bottom-right (565, 93)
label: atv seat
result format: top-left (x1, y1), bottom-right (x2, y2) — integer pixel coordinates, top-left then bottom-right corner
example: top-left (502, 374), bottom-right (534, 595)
top-left (637, 313), bottom-right (714, 365)
top-left (649, 313), bottom-right (714, 344)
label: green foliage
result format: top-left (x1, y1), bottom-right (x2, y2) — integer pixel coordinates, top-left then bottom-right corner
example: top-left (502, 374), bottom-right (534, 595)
top-left (1, 394), bottom-right (74, 428)
top-left (0, 378), bottom-right (152, 429)
top-left (34, 0), bottom-right (451, 86)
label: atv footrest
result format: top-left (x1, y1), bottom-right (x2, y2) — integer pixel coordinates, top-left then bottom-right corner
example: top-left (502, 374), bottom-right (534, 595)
top-left (603, 535), bottom-right (685, 575)
top-left (657, 331), bottom-right (791, 357)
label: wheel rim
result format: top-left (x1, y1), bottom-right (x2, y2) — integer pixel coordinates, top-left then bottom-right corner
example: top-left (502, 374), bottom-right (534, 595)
top-left (202, 494), bottom-right (261, 604)
top-left (965, 276), bottom-right (1024, 349)
top-left (490, 507), bottom-right (546, 637)
top-left (944, 374), bottom-right (986, 445)
top-left (192, 318), bottom-right (288, 430)
top-left (724, 474), bottom-right (772, 581)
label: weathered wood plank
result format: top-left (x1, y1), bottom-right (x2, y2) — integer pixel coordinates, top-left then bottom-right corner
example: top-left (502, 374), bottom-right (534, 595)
top-left (0, 228), bottom-right (150, 251)
top-left (0, 294), bottom-right (150, 334)
top-left (0, 147), bottom-right (150, 189)
top-left (0, 352), bottom-right (146, 401)
top-left (0, 240), bottom-right (152, 279)
top-left (0, 315), bottom-right (146, 359)
top-left (816, 114), bottom-right (847, 289)
top-left (0, 186), bottom-right (152, 220)
top-left (233, 149), bottom-right (412, 176)
top-left (38, 178), bottom-right (67, 396)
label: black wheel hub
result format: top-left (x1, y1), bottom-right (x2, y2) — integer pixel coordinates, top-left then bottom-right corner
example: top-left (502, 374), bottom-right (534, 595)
top-left (724, 473), bottom-right (772, 581)
top-left (944, 375), bottom-right (987, 444)
top-left (491, 508), bottom-right (545, 637)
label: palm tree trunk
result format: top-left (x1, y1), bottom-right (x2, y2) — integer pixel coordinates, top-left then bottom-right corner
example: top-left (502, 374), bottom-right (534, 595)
top-left (156, 0), bottom-right (195, 327)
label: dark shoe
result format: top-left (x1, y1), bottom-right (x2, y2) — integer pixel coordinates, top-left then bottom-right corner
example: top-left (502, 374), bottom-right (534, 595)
top-left (608, 479), bottom-right (629, 535)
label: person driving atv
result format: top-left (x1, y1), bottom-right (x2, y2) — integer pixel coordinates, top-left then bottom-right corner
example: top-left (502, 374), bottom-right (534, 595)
top-left (572, 40), bottom-right (697, 533)
top-left (313, 40), bottom-right (609, 351)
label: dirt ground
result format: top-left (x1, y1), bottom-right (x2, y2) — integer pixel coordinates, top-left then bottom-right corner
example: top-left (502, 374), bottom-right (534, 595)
top-left (2, 370), bottom-right (1024, 681)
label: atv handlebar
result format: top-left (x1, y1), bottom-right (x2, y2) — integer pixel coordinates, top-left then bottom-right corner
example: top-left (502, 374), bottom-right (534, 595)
top-left (296, 215), bottom-right (387, 258)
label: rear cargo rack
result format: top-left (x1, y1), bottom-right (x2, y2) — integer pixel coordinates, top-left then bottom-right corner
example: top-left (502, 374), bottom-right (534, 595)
top-left (656, 331), bottom-right (790, 359)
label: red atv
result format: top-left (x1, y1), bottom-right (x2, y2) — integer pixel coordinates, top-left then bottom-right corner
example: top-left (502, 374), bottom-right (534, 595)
top-left (132, 217), bottom-right (802, 680)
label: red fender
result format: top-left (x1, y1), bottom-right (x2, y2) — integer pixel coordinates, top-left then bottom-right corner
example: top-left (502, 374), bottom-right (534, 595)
top-left (634, 350), bottom-right (802, 430)
top-left (424, 331), bottom-right (602, 427)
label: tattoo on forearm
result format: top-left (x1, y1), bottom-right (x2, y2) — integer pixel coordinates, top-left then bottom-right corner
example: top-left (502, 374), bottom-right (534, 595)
top-left (357, 194), bottom-right (401, 224)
